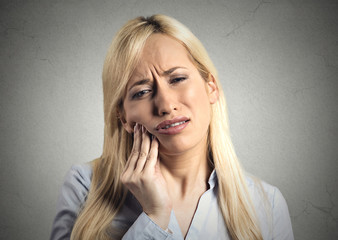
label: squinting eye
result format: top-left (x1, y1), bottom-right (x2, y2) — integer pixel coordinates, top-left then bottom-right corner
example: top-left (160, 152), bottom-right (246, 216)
top-left (132, 89), bottom-right (151, 99)
top-left (170, 77), bottom-right (186, 84)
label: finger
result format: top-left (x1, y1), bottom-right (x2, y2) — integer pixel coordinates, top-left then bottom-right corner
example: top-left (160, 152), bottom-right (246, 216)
top-left (135, 125), bottom-right (151, 172)
top-left (144, 136), bottom-right (159, 171)
top-left (124, 123), bottom-right (141, 172)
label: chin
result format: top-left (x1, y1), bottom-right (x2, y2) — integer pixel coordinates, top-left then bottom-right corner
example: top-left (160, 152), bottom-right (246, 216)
top-left (157, 136), bottom-right (201, 156)
top-left (155, 126), bottom-right (209, 156)
top-left (158, 144), bottom-right (188, 156)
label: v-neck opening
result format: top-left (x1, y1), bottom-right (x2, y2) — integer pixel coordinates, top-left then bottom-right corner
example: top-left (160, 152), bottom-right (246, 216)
top-left (170, 187), bottom-right (213, 240)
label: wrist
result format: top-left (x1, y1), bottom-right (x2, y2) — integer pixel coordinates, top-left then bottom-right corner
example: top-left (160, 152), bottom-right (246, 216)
top-left (146, 206), bottom-right (172, 230)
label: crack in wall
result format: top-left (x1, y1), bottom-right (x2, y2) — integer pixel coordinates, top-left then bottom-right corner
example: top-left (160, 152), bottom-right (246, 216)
top-left (292, 185), bottom-right (338, 231)
top-left (225, 0), bottom-right (271, 38)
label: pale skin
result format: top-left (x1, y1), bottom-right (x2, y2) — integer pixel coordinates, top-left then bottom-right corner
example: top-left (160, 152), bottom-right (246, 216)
top-left (120, 34), bottom-right (219, 238)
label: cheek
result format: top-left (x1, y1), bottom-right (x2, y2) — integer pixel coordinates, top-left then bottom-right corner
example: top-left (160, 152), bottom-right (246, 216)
top-left (186, 84), bottom-right (212, 131)
top-left (125, 105), bottom-right (140, 122)
top-left (185, 83), bottom-right (210, 112)
top-left (124, 103), bottom-right (151, 125)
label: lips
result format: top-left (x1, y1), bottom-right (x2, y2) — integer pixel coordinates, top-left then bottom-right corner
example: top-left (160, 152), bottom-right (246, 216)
top-left (156, 116), bottom-right (190, 131)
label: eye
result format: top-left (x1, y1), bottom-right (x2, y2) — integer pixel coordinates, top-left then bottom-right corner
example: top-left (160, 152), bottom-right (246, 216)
top-left (170, 77), bottom-right (187, 84)
top-left (132, 89), bottom-right (151, 99)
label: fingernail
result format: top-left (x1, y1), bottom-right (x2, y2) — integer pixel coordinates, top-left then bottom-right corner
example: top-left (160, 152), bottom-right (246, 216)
top-left (142, 125), bottom-right (146, 133)
top-left (134, 123), bottom-right (138, 132)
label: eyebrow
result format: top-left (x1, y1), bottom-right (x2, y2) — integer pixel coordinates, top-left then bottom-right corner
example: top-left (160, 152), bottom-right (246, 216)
top-left (128, 79), bottom-right (151, 92)
top-left (128, 66), bottom-right (186, 91)
top-left (163, 66), bottom-right (186, 75)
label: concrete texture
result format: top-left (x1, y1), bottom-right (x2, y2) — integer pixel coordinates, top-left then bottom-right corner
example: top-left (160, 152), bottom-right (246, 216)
top-left (0, 0), bottom-right (337, 239)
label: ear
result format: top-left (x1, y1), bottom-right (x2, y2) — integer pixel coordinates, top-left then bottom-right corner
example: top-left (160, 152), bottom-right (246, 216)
top-left (206, 74), bottom-right (219, 104)
top-left (117, 109), bottom-right (133, 133)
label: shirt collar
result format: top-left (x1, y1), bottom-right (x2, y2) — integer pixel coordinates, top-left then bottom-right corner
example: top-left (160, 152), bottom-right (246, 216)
top-left (208, 169), bottom-right (218, 189)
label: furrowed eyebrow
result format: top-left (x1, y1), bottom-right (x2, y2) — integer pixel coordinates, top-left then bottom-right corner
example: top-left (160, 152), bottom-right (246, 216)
top-left (128, 79), bottom-right (150, 92)
top-left (128, 67), bottom-right (187, 91)
top-left (163, 66), bottom-right (186, 75)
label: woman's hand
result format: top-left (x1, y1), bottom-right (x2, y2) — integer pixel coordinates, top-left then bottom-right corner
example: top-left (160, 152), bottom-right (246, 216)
top-left (121, 123), bottom-right (172, 230)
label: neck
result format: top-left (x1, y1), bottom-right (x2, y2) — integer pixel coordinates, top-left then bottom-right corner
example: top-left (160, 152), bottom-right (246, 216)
top-left (159, 135), bottom-right (212, 198)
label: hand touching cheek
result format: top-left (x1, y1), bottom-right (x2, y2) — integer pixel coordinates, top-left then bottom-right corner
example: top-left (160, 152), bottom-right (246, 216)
top-left (120, 124), bottom-right (172, 230)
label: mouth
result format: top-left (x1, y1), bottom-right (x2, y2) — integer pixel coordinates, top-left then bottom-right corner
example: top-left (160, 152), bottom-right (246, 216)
top-left (155, 116), bottom-right (190, 134)
top-left (161, 120), bottom-right (189, 129)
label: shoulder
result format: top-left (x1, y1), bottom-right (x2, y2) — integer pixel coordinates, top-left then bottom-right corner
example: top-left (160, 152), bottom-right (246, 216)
top-left (245, 175), bottom-right (289, 212)
top-left (245, 175), bottom-right (279, 206)
top-left (245, 175), bottom-right (294, 239)
top-left (57, 162), bottom-right (93, 209)
top-left (50, 163), bottom-right (93, 240)
top-left (245, 175), bottom-right (289, 214)
top-left (66, 163), bottom-right (93, 188)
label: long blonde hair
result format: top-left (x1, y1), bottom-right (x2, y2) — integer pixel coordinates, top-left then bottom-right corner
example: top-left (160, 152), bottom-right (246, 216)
top-left (71, 15), bottom-right (263, 240)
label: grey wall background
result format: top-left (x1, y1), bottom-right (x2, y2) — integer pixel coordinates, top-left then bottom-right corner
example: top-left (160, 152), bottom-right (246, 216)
top-left (1, 0), bottom-right (337, 239)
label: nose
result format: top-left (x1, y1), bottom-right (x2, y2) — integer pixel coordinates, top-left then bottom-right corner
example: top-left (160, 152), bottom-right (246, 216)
top-left (153, 84), bottom-right (177, 116)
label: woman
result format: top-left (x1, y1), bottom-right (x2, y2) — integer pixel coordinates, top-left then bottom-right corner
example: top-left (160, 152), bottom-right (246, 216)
top-left (50, 15), bottom-right (294, 240)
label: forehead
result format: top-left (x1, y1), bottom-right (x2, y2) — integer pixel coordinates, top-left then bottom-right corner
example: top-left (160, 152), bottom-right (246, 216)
top-left (131, 34), bottom-right (194, 78)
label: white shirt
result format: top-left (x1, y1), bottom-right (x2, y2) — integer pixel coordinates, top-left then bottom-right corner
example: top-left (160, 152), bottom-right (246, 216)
top-left (50, 163), bottom-right (294, 240)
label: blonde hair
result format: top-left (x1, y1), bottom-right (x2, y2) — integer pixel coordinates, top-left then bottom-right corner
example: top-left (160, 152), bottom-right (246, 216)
top-left (71, 15), bottom-right (263, 240)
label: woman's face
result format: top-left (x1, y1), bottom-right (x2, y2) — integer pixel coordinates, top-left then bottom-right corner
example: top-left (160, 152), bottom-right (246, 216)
top-left (122, 34), bottom-right (218, 155)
